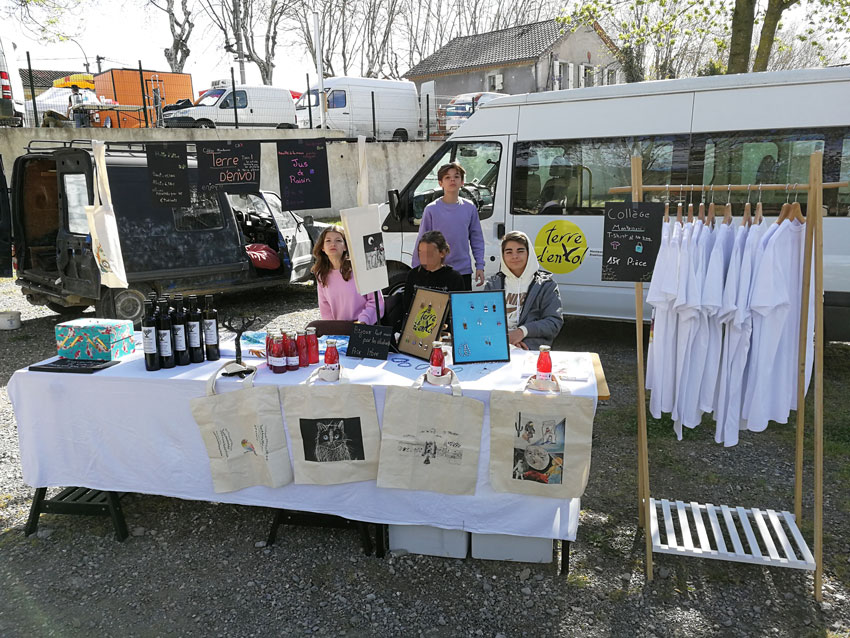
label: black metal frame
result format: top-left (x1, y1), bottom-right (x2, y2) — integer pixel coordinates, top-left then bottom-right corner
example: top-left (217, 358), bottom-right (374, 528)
top-left (25, 487), bottom-right (129, 542)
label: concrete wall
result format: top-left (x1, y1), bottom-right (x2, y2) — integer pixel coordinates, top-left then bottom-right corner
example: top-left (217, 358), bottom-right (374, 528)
top-left (0, 127), bottom-right (442, 219)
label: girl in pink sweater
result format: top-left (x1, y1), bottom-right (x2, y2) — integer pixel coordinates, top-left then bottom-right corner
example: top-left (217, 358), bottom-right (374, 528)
top-left (311, 225), bottom-right (381, 324)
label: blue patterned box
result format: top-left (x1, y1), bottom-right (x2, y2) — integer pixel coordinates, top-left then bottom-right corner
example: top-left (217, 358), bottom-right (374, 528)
top-left (55, 318), bottom-right (136, 361)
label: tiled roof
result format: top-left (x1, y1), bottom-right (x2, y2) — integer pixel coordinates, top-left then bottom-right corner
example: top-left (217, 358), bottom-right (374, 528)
top-left (19, 69), bottom-right (84, 88)
top-left (404, 20), bottom-right (565, 78)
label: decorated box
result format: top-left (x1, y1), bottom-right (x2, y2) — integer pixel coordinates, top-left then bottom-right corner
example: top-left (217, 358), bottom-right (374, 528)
top-left (55, 318), bottom-right (136, 361)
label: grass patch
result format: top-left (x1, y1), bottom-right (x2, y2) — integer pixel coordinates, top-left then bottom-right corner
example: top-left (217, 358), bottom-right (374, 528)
top-left (565, 571), bottom-right (590, 588)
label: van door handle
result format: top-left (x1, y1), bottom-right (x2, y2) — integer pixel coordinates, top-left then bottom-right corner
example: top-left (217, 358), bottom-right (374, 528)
top-left (250, 108), bottom-right (254, 113)
top-left (496, 223), bottom-right (505, 239)
top-left (342, 112), bottom-right (349, 114)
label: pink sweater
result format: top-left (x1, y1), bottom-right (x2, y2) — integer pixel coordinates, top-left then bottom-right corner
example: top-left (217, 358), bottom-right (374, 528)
top-left (317, 269), bottom-right (382, 324)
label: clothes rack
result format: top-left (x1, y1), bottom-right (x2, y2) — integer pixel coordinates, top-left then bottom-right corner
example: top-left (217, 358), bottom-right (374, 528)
top-left (612, 152), bottom-right (847, 600)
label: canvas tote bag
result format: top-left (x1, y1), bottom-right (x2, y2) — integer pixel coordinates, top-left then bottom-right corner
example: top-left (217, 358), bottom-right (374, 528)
top-left (280, 381), bottom-right (381, 485)
top-left (489, 380), bottom-right (594, 499)
top-left (378, 374), bottom-right (484, 495)
top-left (190, 364), bottom-right (293, 493)
top-left (85, 140), bottom-right (129, 289)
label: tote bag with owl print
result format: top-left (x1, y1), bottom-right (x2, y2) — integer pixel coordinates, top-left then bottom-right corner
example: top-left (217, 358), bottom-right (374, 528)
top-left (489, 387), bottom-right (594, 499)
top-left (190, 365), bottom-right (293, 493)
top-left (280, 384), bottom-right (381, 485)
top-left (377, 374), bottom-right (484, 495)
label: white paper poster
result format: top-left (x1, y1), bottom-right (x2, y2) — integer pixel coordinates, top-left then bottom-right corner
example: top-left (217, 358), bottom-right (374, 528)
top-left (340, 204), bottom-right (388, 294)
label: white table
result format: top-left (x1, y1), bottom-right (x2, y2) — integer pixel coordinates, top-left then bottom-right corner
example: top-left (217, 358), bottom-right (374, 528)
top-left (9, 346), bottom-right (597, 541)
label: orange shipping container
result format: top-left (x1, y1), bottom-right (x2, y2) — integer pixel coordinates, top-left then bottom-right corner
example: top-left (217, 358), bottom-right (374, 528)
top-left (91, 68), bottom-right (194, 128)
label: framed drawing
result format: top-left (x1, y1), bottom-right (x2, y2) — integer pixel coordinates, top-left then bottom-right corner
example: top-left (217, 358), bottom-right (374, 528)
top-left (450, 290), bottom-right (510, 364)
top-left (398, 287), bottom-right (450, 360)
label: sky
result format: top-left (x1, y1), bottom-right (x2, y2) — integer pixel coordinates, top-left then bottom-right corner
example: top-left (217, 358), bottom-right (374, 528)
top-left (7, 3), bottom-right (316, 97)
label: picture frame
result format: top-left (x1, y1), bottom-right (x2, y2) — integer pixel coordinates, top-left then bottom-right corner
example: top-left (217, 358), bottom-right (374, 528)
top-left (398, 287), bottom-right (451, 360)
top-left (450, 290), bottom-right (510, 364)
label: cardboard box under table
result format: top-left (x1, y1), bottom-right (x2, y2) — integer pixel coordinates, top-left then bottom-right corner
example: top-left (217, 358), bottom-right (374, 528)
top-left (55, 319), bottom-right (135, 361)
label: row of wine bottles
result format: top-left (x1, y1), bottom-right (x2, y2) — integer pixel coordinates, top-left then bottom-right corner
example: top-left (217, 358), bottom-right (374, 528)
top-left (141, 293), bottom-right (219, 371)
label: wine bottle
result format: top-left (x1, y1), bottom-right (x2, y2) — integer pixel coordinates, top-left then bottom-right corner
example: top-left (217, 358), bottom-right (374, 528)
top-left (142, 300), bottom-right (160, 371)
top-left (156, 299), bottom-right (176, 369)
top-left (203, 294), bottom-right (220, 361)
top-left (171, 294), bottom-right (190, 366)
top-left (186, 295), bottom-right (205, 363)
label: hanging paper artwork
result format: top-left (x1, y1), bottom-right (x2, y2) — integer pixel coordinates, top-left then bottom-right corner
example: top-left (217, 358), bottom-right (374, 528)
top-left (339, 204), bottom-right (389, 294)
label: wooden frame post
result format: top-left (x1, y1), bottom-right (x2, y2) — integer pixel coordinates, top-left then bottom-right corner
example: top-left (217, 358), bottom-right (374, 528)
top-left (630, 155), bottom-right (654, 580)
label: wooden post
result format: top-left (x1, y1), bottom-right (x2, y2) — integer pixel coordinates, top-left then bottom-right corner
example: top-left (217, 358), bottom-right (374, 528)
top-left (630, 155), bottom-right (653, 580)
top-left (809, 152), bottom-right (824, 601)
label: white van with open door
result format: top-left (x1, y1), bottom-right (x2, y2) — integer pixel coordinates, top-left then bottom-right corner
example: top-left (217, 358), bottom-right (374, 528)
top-left (296, 77), bottom-right (419, 141)
top-left (378, 67), bottom-right (850, 339)
top-left (163, 84), bottom-right (297, 129)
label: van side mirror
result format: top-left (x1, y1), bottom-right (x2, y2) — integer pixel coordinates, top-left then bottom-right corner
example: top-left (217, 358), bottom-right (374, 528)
top-left (302, 215), bottom-right (314, 226)
top-left (387, 189), bottom-right (401, 220)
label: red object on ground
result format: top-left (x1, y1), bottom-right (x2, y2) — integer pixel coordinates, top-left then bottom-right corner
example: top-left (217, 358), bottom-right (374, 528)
top-left (245, 244), bottom-right (281, 270)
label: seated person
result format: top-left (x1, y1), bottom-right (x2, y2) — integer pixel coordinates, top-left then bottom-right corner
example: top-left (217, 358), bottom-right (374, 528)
top-left (402, 231), bottom-right (465, 321)
top-left (485, 231), bottom-right (563, 350)
top-left (311, 225), bottom-right (382, 324)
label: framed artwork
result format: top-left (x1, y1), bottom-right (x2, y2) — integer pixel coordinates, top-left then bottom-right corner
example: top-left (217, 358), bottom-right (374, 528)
top-left (450, 290), bottom-right (510, 364)
top-left (398, 287), bottom-right (450, 360)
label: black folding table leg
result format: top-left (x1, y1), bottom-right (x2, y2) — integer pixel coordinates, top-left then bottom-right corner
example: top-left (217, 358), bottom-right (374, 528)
top-left (106, 492), bottom-right (128, 542)
top-left (267, 509), bottom-right (286, 546)
top-left (374, 524), bottom-right (387, 558)
top-left (357, 522), bottom-right (374, 556)
top-left (24, 488), bottom-right (47, 537)
top-left (562, 541), bottom-right (570, 575)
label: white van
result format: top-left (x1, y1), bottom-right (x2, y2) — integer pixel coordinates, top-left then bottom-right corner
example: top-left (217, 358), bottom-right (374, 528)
top-left (296, 77), bottom-right (419, 141)
top-left (444, 92), bottom-right (507, 134)
top-left (163, 84), bottom-right (297, 129)
top-left (378, 67), bottom-right (850, 339)
top-left (0, 34), bottom-right (25, 125)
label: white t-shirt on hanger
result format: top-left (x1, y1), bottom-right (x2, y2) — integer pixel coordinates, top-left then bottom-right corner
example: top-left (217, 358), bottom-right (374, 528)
top-left (671, 221), bottom-right (700, 438)
top-left (646, 220), bottom-right (672, 394)
top-left (656, 221), bottom-right (683, 418)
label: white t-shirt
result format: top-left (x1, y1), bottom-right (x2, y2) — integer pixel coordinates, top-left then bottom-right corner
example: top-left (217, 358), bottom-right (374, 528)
top-left (671, 221), bottom-right (700, 438)
top-left (646, 220), bottom-right (672, 393)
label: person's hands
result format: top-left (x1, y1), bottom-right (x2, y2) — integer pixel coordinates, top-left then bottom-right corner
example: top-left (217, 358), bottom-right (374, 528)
top-left (474, 269), bottom-right (485, 287)
top-left (508, 328), bottom-right (525, 346)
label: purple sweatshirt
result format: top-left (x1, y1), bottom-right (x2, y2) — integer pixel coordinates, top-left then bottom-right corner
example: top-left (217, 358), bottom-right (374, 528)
top-left (411, 197), bottom-right (485, 275)
top-left (317, 270), bottom-right (382, 324)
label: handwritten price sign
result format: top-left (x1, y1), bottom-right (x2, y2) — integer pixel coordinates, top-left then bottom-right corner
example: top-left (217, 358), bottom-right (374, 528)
top-left (276, 138), bottom-right (331, 210)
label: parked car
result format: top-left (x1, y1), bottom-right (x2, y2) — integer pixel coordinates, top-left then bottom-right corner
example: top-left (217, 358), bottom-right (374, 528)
top-left (296, 77), bottom-right (419, 141)
top-left (0, 33), bottom-right (25, 126)
top-left (163, 84), bottom-right (297, 129)
top-left (444, 92), bottom-right (506, 134)
top-left (2, 141), bottom-right (317, 324)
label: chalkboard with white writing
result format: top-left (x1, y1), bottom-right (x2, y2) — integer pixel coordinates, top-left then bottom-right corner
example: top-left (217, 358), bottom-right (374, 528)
top-left (347, 323), bottom-right (393, 360)
top-left (601, 202), bottom-right (664, 283)
top-left (197, 141), bottom-right (261, 193)
top-left (276, 138), bottom-right (331, 210)
top-left (146, 142), bottom-right (190, 208)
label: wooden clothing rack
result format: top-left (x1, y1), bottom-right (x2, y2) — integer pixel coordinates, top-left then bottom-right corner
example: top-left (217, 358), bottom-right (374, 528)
top-left (615, 152), bottom-right (847, 600)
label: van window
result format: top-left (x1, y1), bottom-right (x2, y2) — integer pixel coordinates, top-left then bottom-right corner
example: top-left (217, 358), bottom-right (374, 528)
top-left (512, 137), bottom-right (680, 215)
top-left (174, 188), bottom-right (225, 231)
top-left (411, 141), bottom-right (501, 223)
top-left (840, 137), bottom-right (850, 216)
top-left (195, 89), bottom-right (224, 106)
top-left (220, 91), bottom-right (248, 109)
top-left (296, 90), bottom-right (319, 109)
top-left (63, 174), bottom-right (90, 235)
top-left (327, 90), bottom-right (346, 109)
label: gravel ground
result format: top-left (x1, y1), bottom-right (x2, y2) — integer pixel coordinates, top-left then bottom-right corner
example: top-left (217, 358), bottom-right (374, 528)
top-left (1, 277), bottom-right (849, 638)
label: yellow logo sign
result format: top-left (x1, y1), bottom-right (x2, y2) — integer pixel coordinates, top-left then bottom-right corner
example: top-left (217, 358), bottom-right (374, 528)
top-left (534, 221), bottom-right (588, 274)
top-left (412, 304), bottom-right (438, 338)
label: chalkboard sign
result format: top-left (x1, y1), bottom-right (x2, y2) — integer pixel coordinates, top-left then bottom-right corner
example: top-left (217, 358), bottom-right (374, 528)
top-left (146, 142), bottom-right (190, 207)
top-left (601, 202), bottom-right (664, 283)
top-left (347, 324), bottom-right (393, 360)
top-left (197, 141), bottom-right (261, 193)
top-left (276, 138), bottom-right (331, 210)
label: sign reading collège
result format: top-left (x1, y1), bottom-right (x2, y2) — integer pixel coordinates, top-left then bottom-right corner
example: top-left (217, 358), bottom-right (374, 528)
top-left (601, 202), bottom-right (664, 282)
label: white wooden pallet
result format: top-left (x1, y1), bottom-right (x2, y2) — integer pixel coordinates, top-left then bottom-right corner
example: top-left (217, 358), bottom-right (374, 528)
top-left (649, 498), bottom-right (815, 570)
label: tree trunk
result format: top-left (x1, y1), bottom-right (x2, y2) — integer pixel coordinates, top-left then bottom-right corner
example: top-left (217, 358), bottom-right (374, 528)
top-left (752, 0), bottom-right (796, 72)
top-left (726, 0), bottom-right (757, 74)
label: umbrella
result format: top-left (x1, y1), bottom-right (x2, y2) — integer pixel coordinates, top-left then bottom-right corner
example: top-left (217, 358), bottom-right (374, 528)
top-left (53, 74), bottom-right (95, 90)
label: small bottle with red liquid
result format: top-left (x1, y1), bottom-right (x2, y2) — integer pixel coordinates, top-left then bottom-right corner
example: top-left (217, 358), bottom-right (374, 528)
top-left (268, 335), bottom-right (287, 374)
top-left (429, 341), bottom-right (445, 377)
top-left (536, 345), bottom-right (552, 381)
top-left (306, 327), bottom-right (319, 364)
top-left (296, 330), bottom-right (308, 367)
top-left (285, 330), bottom-right (299, 371)
top-left (324, 339), bottom-right (340, 371)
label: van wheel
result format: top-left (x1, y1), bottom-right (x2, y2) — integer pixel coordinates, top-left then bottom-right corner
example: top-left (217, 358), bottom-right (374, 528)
top-left (196, 120), bottom-right (215, 129)
top-left (96, 288), bottom-right (147, 326)
top-left (276, 123), bottom-right (296, 129)
top-left (392, 129), bottom-right (408, 142)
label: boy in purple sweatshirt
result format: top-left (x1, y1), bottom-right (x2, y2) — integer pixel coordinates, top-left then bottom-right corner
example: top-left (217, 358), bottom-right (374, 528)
top-left (411, 162), bottom-right (485, 290)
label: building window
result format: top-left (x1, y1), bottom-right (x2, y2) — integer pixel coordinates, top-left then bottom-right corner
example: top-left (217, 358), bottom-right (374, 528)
top-left (607, 68), bottom-right (617, 85)
top-left (583, 66), bottom-right (595, 88)
top-left (488, 75), bottom-right (497, 92)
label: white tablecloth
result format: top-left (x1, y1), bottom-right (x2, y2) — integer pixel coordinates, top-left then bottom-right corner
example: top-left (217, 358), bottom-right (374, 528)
top-left (9, 347), bottom-right (597, 540)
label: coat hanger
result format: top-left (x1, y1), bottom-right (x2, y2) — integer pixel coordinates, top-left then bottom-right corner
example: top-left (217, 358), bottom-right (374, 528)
top-left (777, 184), bottom-right (792, 223)
top-left (707, 185), bottom-right (717, 226)
top-left (676, 191), bottom-right (683, 223)
top-left (664, 184), bottom-right (670, 222)
top-left (723, 184), bottom-right (733, 225)
top-left (687, 186), bottom-right (694, 223)
top-left (741, 184), bottom-right (752, 226)
top-left (698, 187), bottom-right (706, 223)
top-left (791, 183), bottom-right (805, 223)
top-left (755, 184), bottom-right (764, 224)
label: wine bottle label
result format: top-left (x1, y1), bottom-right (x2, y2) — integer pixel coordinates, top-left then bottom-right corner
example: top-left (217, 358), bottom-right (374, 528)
top-left (430, 365), bottom-right (444, 377)
top-left (537, 371), bottom-right (552, 381)
top-left (187, 321), bottom-right (201, 347)
top-left (286, 356), bottom-right (299, 367)
top-left (269, 356), bottom-right (286, 366)
top-left (142, 327), bottom-right (157, 355)
top-left (172, 325), bottom-right (187, 351)
top-left (157, 330), bottom-right (173, 357)
top-left (203, 319), bottom-right (218, 344)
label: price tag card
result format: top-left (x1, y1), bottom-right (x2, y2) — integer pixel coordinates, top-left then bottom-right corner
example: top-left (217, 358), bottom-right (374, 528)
top-left (347, 324), bottom-right (393, 360)
top-left (601, 201), bottom-right (664, 282)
